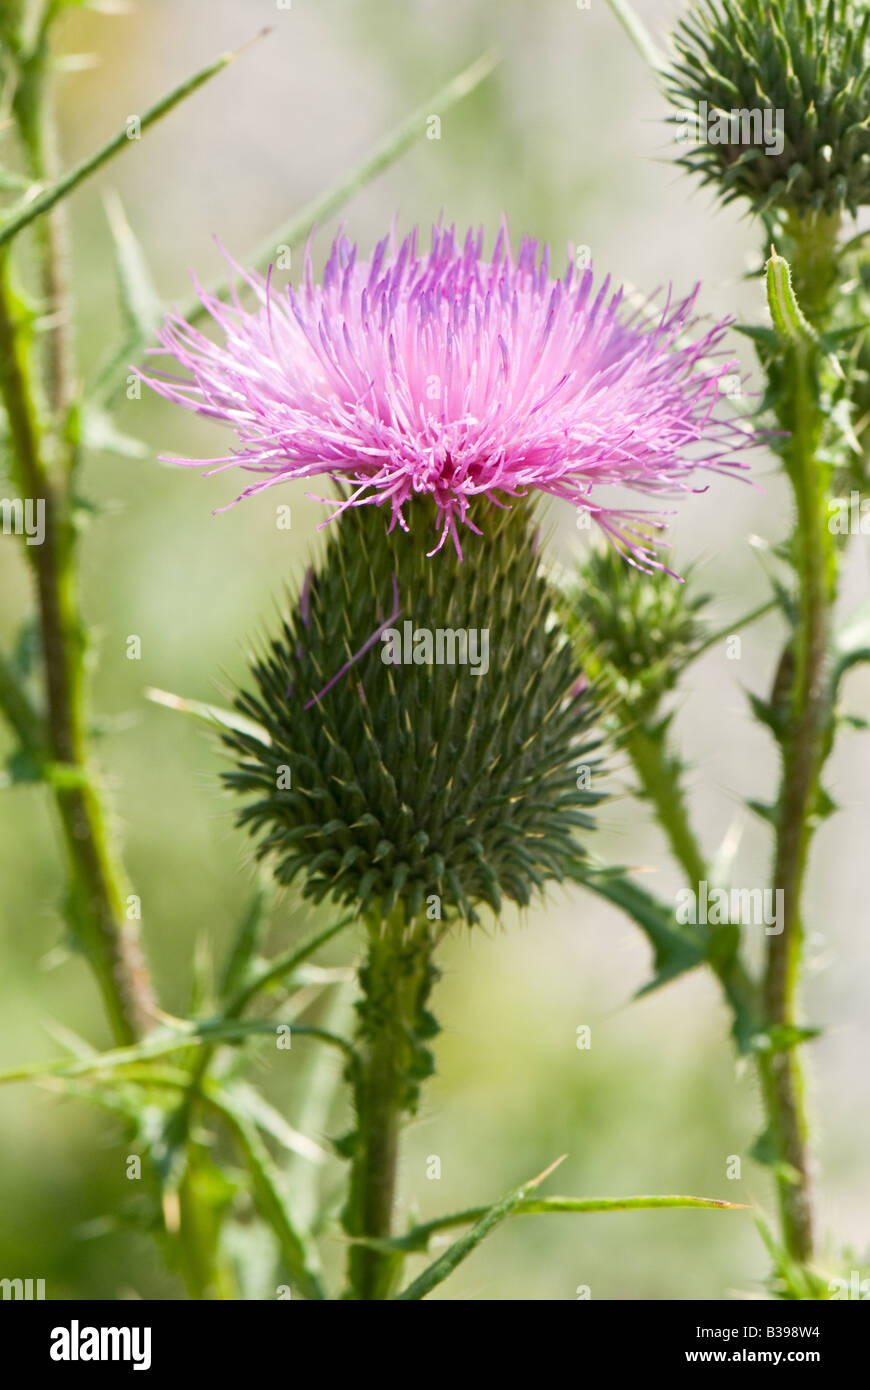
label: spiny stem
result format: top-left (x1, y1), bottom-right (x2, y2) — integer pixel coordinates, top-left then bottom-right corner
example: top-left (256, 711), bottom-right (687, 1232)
top-left (0, 110), bottom-right (155, 1045)
top-left (622, 721), bottom-right (758, 1024)
top-left (761, 214), bottom-right (840, 1263)
top-left (343, 915), bottom-right (438, 1299)
top-left (11, 25), bottom-right (75, 420)
top-left (623, 724), bottom-right (708, 887)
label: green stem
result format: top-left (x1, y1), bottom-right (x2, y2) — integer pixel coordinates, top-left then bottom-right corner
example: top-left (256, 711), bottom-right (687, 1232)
top-left (623, 723), bottom-right (707, 886)
top-left (622, 720), bottom-right (758, 1026)
top-left (0, 21), bottom-right (157, 1049)
top-left (12, 28), bottom-right (75, 421)
top-left (343, 914), bottom-right (438, 1300)
top-left (761, 213), bottom-right (839, 1264)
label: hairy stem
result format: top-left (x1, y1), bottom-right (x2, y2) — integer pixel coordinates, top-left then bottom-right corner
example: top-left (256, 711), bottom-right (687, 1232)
top-left (624, 724), bottom-right (707, 886)
top-left (762, 214), bottom-right (839, 1263)
top-left (343, 915), bottom-right (437, 1300)
top-left (0, 25), bottom-right (156, 1045)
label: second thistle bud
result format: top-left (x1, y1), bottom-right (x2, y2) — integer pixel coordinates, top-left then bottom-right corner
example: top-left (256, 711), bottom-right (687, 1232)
top-left (560, 545), bottom-right (710, 719)
top-left (667, 0), bottom-right (870, 216)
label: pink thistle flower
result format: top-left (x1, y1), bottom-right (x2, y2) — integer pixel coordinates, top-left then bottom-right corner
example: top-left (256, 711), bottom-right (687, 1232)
top-left (142, 223), bottom-right (753, 565)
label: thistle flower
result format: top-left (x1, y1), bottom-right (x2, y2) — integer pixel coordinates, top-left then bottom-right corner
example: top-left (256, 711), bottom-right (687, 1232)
top-left (667, 0), bottom-right (870, 215)
top-left (143, 224), bottom-right (749, 567)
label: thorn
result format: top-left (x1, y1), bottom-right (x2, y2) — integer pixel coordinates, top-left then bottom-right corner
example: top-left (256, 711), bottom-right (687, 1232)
top-left (526, 1153), bottom-right (568, 1190)
top-left (226, 27), bottom-right (274, 63)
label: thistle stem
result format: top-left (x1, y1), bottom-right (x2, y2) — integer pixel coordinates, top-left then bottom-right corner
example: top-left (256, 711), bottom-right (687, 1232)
top-left (761, 212), bottom-right (839, 1264)
top-left (344, 916), bottom-right (437, 1300)
top-left (623, 722), bottom-right (758, 1024)
top-left (0, 32), bottom-right (156, 1045)
top-left (623, 724), bottom-right (707, 887)
top-left (0, 259), bottom-right (155, 1042)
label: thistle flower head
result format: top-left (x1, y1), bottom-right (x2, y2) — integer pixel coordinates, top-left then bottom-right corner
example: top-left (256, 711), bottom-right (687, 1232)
top-left (667, 0), bottom-right (870, 215)
top-left (144, 224), bottom-right (750, 567)
top-left (223, 501), bottom-right (603, 925)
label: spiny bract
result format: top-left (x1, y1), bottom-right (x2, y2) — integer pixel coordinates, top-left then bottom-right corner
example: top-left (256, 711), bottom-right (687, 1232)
top-left (667, 0), bottom-right (870, 215)
top-left (223, 500), bottom-right (604, 924)
top-left (561, 545), bottom-right (711, 717)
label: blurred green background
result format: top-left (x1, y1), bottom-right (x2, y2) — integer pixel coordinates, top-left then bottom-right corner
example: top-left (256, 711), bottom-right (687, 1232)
top-left (0, 0), bottom-right (868, 1300)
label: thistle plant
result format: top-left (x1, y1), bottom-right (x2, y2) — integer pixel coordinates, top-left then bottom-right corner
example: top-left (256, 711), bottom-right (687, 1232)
top-left (0, 0), bottom-right (866, 1305)
top-left (568, 0), bottom-right (870, 1297)
top-left (141, 223), bottom-right (753, 1298)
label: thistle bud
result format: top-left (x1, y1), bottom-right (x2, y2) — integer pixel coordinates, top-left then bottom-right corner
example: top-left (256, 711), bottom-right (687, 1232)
top-left (561, 544), bottom-right (710, 718)
top-left (667, 0), bottom-right (870, 216)
top-left (223, 501), bottom-right (604, 925)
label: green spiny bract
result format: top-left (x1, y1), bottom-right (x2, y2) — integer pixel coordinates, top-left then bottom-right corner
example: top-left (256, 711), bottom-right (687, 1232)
top-left (666, 0), bottom-right (870, 215)
top-left (560, 545), bottom-right (710, 718)
top-left (223, 500), bottom-right (604, 925)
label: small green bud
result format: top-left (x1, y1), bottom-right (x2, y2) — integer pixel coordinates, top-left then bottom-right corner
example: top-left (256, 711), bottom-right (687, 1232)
top-left (560, 545), bottom-right (710, 717)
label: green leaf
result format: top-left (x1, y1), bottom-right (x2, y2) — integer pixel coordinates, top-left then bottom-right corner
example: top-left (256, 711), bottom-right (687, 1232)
top-left (394, 1155), bottom-right (567, 1300)
top-left (748, 1023), bottom-right (821, 1055)
top-left (219, 877), bottom-right (274, 1003)
top-left (383, 1193), bottom-right (751, 1255)
top-left (750, 1127), bottom-right (801, 1186)
top-left (49, 1063), bottom-right (327, 1299)
top-left (746, 798), bottom-right (778, 826)
top-left (0, 33), bottom-right (268, 249)
top-left (145, 686), bottom-right (270, 744)
top-left (220, 1079), bottom-right (328, 1165)
top-left (604, 0), bottom-right (667, 73)
top-left (833, 595), bottom-right (870, 683)
top-left (765, 248), bottom-right (818, 348)
top-left (0, 1015), bottom-right (356, 1086)
top-left (755, 1215), bottom-right (832, 1301)
top-left (2, 746), bottom-right (43, 786)
top-left (0, 644), bottom-right (42, 752)
top-left (225, 913), bottom-right (355, 1017)
top-left (225, 1105), bottom-right (325, 1299)
top-left (102, 189), bottom-right (162, 338)
top-left (574, 865), bottom-right (705, 994)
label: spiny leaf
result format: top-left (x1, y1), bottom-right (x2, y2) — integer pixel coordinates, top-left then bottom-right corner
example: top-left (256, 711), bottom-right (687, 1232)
top-left (102, 189), bottom-right (162, 338)
top-left (604, 0), bottom-right (667, 73)
top-left (374, 1193), bottom-right (751, 1255)
top-left (833, 594), bottom-right (870, 682)
top-left (0, 1015), bottom-right (356, 1085)
top-left (226, 914), bottom-right (356, 1017)
top-left (394, 1155), bottom-right (567, 1300)
top-left (145, 686), bottom-right (269, 744)
top-left (0, 32), bottom-right (269, 248)
top-left (574, 865), bottom-right (706, 994)
top-left (219, 877), bottom-right (275, 1003)
top-left (766, 248), bottom-right (818, 349)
